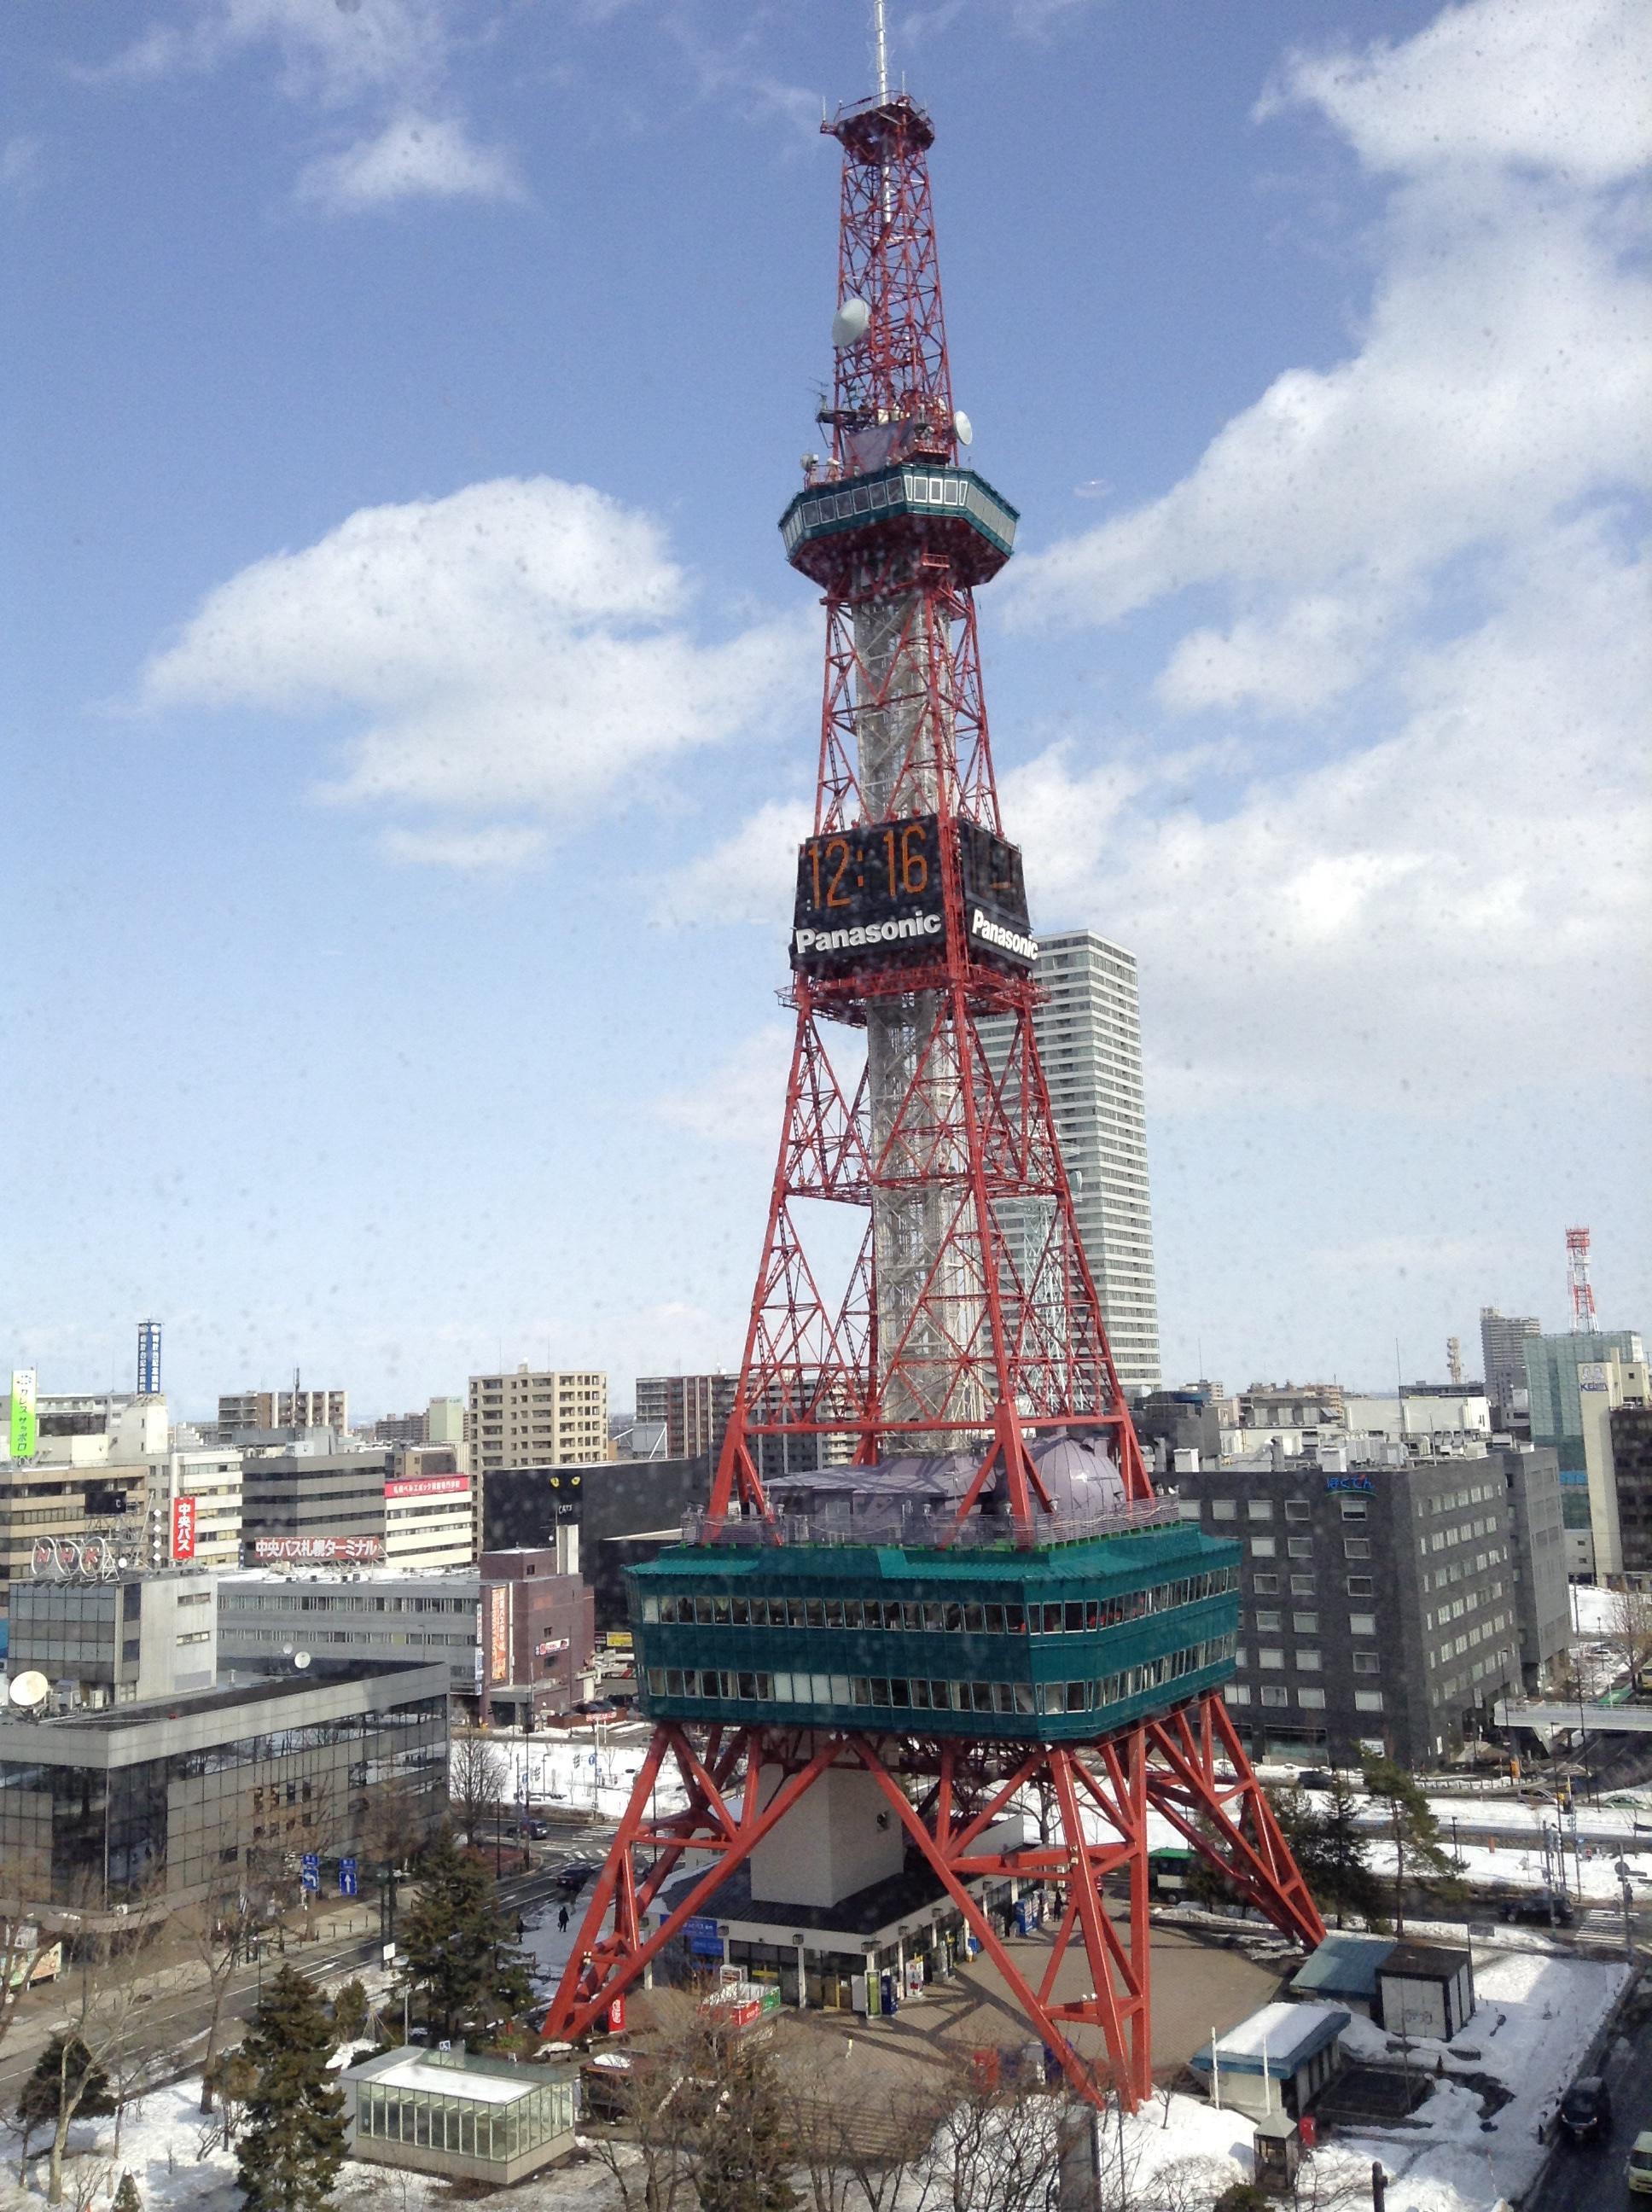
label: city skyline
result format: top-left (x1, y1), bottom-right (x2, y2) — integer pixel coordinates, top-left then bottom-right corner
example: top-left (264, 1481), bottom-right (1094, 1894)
top-left (8, 0), bottom-right (1648, 1414)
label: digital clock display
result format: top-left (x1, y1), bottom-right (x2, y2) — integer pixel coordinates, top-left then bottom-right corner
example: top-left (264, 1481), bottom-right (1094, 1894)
top-left (791, 814), bottom-right (945, 976)
top-left (789, 813), bottom-right (1038, 977)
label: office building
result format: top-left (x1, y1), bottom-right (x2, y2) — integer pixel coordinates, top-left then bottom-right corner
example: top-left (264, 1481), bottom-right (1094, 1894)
top-left (145, 1441), bottom-right (243, 1573)
top-left (0, 1654), bottom-right (447, 1925)
top-left (466, 1368), bottom-right (607, 1477)
top-left (635, 1374), bottom-right (739, 1462)
top-left (0, 1393), bottom-right (157, 1627)
top-left (369, 1398), bottom-right (468, 1451)
top-left (1497, 1447), bottom-right (1569, 1687)
top-left (483, 1455), bottom-right (710, 1631)
top-left (1523, 1330), bottom-right (1647, 1573)
top-left (1611, 1406), bottom-right (1652, 1583)
top-left (476, 1542), bottom-right (596, 1725)
top-left (979, 929), bottom-right (1160, 1392)
top-left (240, 1440), bottom-right (473, 1571)
top-left (1175, 1447), bottom-right (1533, 1768)
top-left (1480, 1309), bottom-right (1540, 1426)
top-left (219, 1387), bottom-right (350, 1434)
top-left (9, 1565), bottom-right (218, 1707)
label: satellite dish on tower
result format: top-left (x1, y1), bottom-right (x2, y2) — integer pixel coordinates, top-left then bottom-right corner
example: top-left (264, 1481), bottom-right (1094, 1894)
top-left (831, 297), bottom-right (871, 350)
top-left (953, 410), bottom-right (974, 447)
top-left (9, 1672), bottom-right (49, 1711)
top-left (294, 1651), bottom-right (311, 1671)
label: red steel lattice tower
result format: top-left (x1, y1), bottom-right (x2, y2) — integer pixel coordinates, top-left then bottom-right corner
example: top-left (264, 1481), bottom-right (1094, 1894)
top-left (544, 73), bottom-right (1323, 2110)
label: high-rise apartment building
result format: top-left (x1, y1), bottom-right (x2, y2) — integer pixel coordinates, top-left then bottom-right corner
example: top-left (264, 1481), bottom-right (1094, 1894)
top-left (635, 1374), bottom-right (739, 1463)
top-left (980, 929), bottom-right (1160, 1393)
top-left (1480, 1309), bottom-right (1540, 1424)
top-left (467, 1368), bottom-right (608, 1476)
top-left (218, 1388), bottom-right (349, 1434)
top-left (1523, 1330), bottom-right (1647, 1573)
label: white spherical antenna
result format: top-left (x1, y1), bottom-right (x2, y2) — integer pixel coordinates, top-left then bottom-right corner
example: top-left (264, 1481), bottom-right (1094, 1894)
top-left (953, 410), bottom-right (974, 447)
top-left (9, 1672), bottom-right (49, 1711)
top-left (294, 1650), bottom-right (311, 1670)
top-left (831, 297), bottom-right (871, 350)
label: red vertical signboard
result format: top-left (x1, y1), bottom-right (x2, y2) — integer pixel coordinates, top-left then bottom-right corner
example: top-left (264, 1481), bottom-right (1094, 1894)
top-left (171, 1495), bottom-right (197, 1563)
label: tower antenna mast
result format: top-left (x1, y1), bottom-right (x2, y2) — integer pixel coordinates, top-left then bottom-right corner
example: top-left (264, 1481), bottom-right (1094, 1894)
top-left (873, 0), bottom-right (889, 101)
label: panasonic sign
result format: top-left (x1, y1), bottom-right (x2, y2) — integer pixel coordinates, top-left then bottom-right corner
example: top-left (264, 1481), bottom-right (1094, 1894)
top-left (969, 908), bottom-right (1038, 965)
top-left (793, 911), bottom-right (943, 960)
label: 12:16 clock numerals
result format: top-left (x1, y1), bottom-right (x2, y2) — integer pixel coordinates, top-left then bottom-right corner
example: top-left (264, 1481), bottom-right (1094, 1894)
top-left (809, 822), bottom-right (932, 910)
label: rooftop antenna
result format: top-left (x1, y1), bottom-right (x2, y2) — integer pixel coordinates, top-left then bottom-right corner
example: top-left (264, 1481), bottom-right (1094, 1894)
top-left (873, 0), bottom-right (889, 102)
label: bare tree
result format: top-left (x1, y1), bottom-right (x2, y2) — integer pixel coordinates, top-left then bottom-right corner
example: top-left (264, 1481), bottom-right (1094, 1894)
top-left (449, 1733), bottom-right (506, 1848)
top-left (1604, 1589), bottom-right (1652, 1694)
top-left (0, 1908), bottom-right (53, 2063)
top-left (32, 1955), bottom-right (144, 2208)
top-left (920, 2060), bottom-right (1098, 2212)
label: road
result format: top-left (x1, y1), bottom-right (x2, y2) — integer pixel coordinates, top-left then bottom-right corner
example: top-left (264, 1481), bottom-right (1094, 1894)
top-left (1521, 1982), bottom-right (1652, 2211)
top-left (0, 1825), bottom-right (614, 2110)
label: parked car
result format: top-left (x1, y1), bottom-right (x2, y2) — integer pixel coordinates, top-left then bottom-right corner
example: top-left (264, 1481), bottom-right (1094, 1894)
top-left (1626, 2129), bottom-right (1652, 2193)
top-left (1296, 1769), bottom-right (1334, 1792)
top-left (1557, 2074), bottom-right (1612, 2145)
top-left (553, 1857), bottom-right (605, 1895)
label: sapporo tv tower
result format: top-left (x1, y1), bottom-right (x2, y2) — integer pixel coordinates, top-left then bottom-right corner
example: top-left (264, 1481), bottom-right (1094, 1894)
top-left (546, 29), bottom-right (1323, 2108)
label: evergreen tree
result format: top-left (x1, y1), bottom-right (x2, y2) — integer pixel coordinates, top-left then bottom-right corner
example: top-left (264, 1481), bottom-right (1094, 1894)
top-left (235, 1966), bottom-right (347, 2212)
top-left (1363, 1757), bottom-right (1455, 1936)
top-left (1268, 1779), bottom-right (1383, 1930)
top-left (398, 1830), bottom-right (532, 2042)
top-left (691, 2027), bottom-right (798, 2212)
top-left (113, 2174), bottom-right (141, 2212)
top-left (329, 1980), bottom-right (369, 2052)
top-left (16, 2034), bottom-right (116, 2162)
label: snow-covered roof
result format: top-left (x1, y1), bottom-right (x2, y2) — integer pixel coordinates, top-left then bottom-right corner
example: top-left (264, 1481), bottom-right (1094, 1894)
top-left (1189, 2002), bottom-right (1349, 2076)
top-left (351, 2052), bottom-right (541, 2104)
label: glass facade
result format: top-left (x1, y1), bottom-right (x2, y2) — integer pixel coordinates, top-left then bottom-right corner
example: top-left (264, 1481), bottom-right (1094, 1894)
top-left (353, 2058), bottom-right (575, 2168)
top-left (0, 1684), bottom-right (447, 1912)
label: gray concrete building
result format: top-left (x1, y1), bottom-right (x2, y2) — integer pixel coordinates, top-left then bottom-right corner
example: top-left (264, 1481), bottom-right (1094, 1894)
top-left (1480, 1308), bottom-right (1540, 1425)
top-left (1174, 1450), bottom-right (1532, 1769)
top-left (218, 1568), bottom-right (484, 1695)
top-left (9, 1566), bottom-right (218, 1707)
top-left (1496, 1447), bottom-right (1568, 1689)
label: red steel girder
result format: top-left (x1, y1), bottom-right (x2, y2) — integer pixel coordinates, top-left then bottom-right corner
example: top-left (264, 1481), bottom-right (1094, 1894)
top-left (542, 1696), bottom-right (1325, 2110)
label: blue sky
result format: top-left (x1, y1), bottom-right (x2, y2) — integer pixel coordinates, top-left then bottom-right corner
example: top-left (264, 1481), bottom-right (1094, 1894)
top-left (6, 0), bottom-right (1648, 1419)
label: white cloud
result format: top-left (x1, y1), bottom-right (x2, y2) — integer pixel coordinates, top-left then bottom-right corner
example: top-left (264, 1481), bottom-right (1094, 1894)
top-left (1008, 0), bottom-right (1652, 718)
top-left (297, 110), bottom-right (525, 209)
top-left (381, 822), bottom-right (547, 873)
top-left (82, 0), bottom-right (523, 212)
top-left (1027, 516), bottom-right (1650, 1112)
top-left (1261, 0), bottom-right (1652, 183)
top-left (656, 1024), bottom-right (795, 1148)
top-left (2, 135), bottom-right (45, 197)
top-left (654, 799), bottom-right (813, 927)
top-left (141, 476), bottom-right (810, 855)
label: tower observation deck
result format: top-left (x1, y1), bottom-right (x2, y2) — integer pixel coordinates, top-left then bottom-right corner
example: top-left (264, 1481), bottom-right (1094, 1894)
top-left (544, 76), bottom-right (1323, 2108)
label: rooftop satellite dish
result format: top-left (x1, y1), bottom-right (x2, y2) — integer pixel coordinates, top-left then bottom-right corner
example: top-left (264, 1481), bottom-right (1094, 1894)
top-left (294, 1651), bottom-right (311, 1670)
top-left (953, 410), bottom-right (974, 447)
top-left (831, 297), bottom-right (871, 350)
top-left (9, 1672), bottom-right (49, 1711)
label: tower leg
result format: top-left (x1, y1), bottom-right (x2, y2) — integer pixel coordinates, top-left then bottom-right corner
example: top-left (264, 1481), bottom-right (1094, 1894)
top-left (1143, 1692), bottom-right (1326, 1949)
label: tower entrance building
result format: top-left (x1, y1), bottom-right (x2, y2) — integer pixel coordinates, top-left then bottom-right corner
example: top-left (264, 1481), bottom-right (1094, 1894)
top-left (544, 69), bottom-right (1323, 2109)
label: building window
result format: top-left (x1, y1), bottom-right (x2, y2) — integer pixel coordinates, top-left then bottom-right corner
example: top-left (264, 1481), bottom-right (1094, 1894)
top-left (1285, 1501), bottom-right (1311, 1522)
top-left (1344, 1539), bottom-right (1371, 1559)
top-left (1224, 1685), bottom-right (1252, 1706)
top-left (1259, 1686), bottom-right (1289, 1708)
top-left (1289, 1575), bottom-right (1317, 1596)
top-left (1352, 1653), bottom-right (1381, 1674)
top-left (1293, 1612), bottom-right (1319, 1634)
top-left (1209, 1500), bottom-right (1237, 1522)
top-left (1348, 1612), bottom-right (1378, 1637)
top-left (1253, 1574), bottom-right (1280, 1593)
top-left (1287, 1539), bottom-right (1313, 1559)
top-left (1248, 1500), bottom-right (1274, 1522)
top-left (1346, 1576), bottom-right (1374, 1597)
top-left (1233, 1648), bottom-right (1249, 1669)
top-left (1354, 1690), bottom-right (1385, 1713)
top-left (1341, 1499), bottom-right (1369, 1521)
top-left (1297, 1688), bottom-right (1328, 1709)
top-left (1250, 1539), bottom-right (1277, 1559)
top-left (1297, 1650), bottom-right (1322, 1672)
top-left (1254, 1611), bottom-right (1282, 1631)
top-left (1259, 1648), bottom-right (1285, 1669)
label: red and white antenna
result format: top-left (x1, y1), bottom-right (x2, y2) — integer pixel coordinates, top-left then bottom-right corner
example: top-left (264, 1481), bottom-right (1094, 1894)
top-left (1566, 1225), bottom-right (1597, 1333)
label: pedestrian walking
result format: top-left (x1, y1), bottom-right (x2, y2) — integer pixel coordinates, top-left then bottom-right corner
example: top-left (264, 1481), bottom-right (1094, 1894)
top-left (558, 1905), bottom-right (570, 1932)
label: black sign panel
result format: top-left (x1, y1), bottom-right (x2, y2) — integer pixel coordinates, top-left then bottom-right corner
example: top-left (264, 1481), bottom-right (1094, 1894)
top-left (957, 820), bottom-right (1036, 969)
top-left (792, 815), bottom-right (945, 977)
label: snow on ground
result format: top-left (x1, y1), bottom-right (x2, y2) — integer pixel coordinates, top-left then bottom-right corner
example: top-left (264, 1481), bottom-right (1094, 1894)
top-left (462, 1726), bottom-right (688, 1822)
top-left (1114, 1944), bottom-right (1630, 2212)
